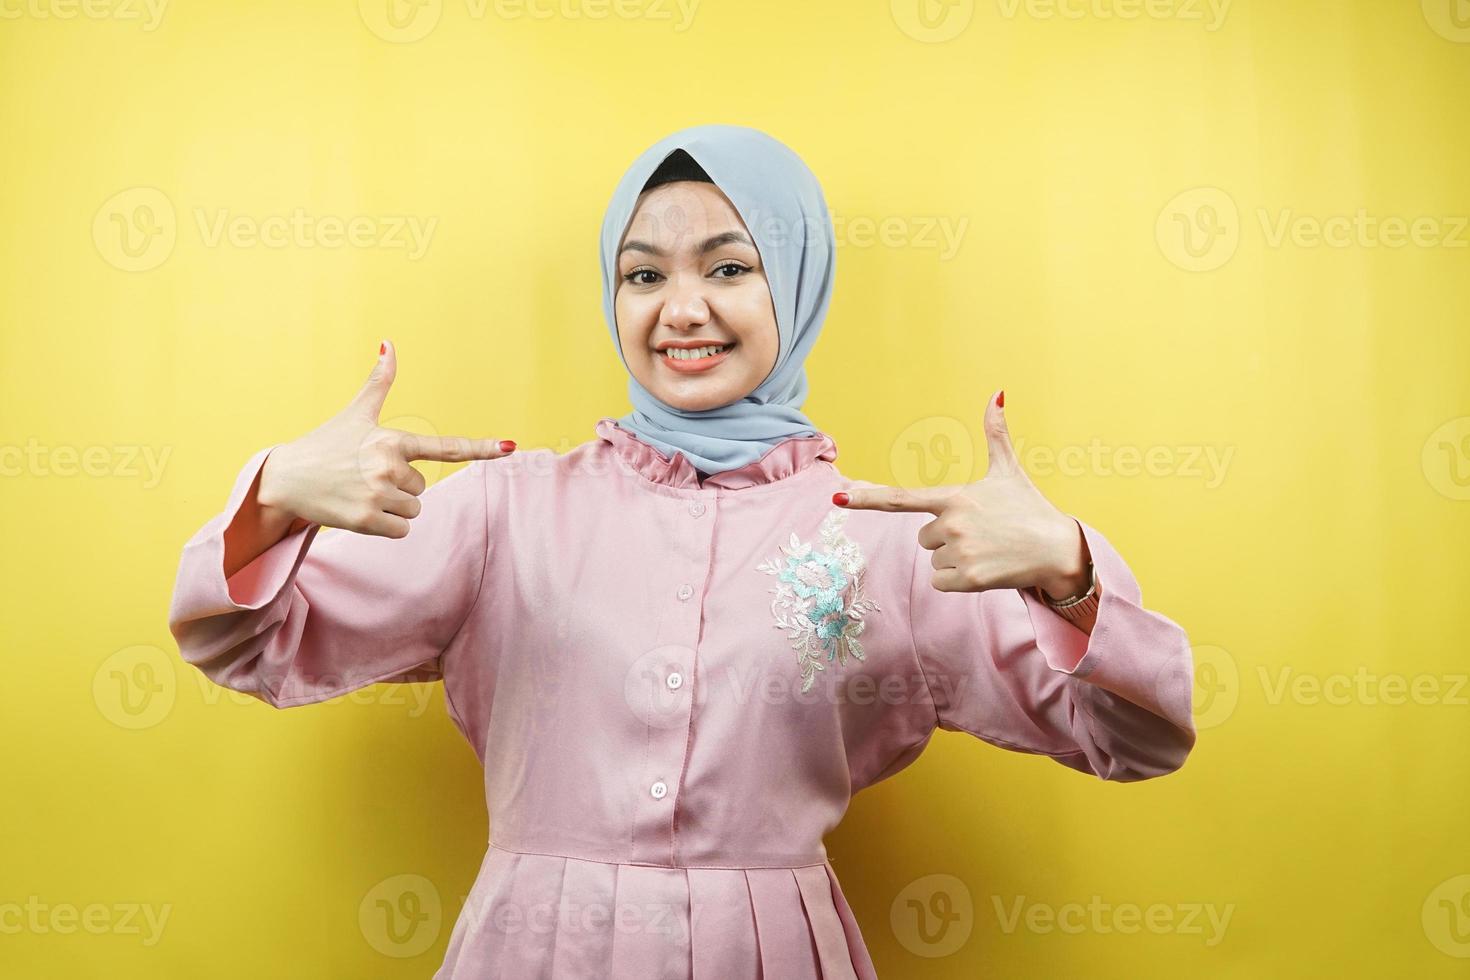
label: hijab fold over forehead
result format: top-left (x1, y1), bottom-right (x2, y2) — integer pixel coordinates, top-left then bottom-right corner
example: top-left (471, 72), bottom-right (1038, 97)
top-left (599, 124), bottom-right (836, 476)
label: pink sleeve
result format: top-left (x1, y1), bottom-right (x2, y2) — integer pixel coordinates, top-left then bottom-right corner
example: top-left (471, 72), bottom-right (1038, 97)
top-left (909, 515), bottom-right (1195, 782)
top-left (166, 445), bottom-right (490, 708)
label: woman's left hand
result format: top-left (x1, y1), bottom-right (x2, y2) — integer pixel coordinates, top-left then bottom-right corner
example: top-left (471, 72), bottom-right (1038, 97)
top-left (834, 390), bottom-right (1091, 598)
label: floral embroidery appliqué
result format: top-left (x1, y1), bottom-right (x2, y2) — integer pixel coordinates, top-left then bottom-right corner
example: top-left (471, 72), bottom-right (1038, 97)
top-left (756, 508), bottom-right (880, 693)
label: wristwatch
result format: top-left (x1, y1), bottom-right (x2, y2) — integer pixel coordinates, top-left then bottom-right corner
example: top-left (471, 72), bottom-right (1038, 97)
top-left (1034, 561), bottom-right (1100, 626)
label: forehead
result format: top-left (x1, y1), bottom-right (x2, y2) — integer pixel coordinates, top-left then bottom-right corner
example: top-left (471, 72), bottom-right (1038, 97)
top-left (622, 181), bottom-right (752, 246)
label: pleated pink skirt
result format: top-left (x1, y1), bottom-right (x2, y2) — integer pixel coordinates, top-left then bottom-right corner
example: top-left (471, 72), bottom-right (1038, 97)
top-left (434, 844), bottom-right (879, 979)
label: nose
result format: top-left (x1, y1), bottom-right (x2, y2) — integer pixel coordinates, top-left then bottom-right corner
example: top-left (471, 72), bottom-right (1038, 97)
top-left (660, 273), bottom-right (711, 331)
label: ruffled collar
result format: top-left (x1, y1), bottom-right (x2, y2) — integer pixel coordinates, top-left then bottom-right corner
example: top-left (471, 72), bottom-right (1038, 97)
top-left (595, 417), bottom-right (838, 490)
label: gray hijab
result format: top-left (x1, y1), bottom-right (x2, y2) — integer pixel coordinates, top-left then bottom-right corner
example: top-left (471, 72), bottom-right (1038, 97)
top-left (598, 124), bottom-right (836, 475)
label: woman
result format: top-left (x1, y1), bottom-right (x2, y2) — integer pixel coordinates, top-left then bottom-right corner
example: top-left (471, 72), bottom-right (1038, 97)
top-left (168, 124), bottom-right (1196, 978)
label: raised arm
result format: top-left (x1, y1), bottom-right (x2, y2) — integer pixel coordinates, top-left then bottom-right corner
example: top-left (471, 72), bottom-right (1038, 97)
top-left (908, 516), bottom-right (1196, 781)
top-left (166, 340), bottom-right (515, 707)
top-left (838, 390), bottom-right (1195, 781)
top-left (168, 449), bottom-right (497, 707)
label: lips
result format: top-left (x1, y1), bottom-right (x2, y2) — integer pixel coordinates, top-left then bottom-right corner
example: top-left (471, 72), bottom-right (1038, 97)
top-left (654, 340), bottom-right (736, 351)
top-left (657, 343), bottom-right (735, 374)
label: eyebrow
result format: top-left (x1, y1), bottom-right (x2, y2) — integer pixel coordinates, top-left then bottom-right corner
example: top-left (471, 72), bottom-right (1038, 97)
top-left (618, 231), bottom-right (755, 259)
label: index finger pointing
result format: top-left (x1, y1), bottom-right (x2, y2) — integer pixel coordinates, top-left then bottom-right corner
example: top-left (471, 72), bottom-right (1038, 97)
top-left (401, 434), bottom-right (515, 463)
top-left (834, 484), bottom-right (959, 515)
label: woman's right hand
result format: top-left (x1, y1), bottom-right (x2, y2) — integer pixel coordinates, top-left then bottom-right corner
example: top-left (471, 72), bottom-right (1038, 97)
top-left (256, 340), bottom-right (516, 540)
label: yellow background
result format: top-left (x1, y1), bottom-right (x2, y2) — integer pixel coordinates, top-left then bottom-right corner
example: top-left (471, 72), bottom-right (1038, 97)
top-left (3, 0), bottom-right (1468, 975)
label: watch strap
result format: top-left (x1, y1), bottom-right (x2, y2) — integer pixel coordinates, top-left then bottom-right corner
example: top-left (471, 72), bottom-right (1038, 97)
top-left (1036, 561), bottom-right (1100, 625)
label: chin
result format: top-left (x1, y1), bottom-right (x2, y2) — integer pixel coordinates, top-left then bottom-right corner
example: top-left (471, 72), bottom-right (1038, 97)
top-left (632, 361), bottom-right (742, 412)
top-left (655, 390), bottom-right (740, 412)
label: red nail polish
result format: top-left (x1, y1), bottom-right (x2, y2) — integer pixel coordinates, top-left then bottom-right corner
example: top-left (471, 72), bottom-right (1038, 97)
top-left (499, 440), bottom-right (516, 452)
top-left (996, 390), bottom-right (1005, 408)
top-left (379, 342), bottom-right (386, 356)
top-left (833, 492), bottom-right (849, 506)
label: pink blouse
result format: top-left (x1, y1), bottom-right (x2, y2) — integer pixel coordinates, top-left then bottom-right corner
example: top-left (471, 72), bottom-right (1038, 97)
top-left (167, 417), bottom-right (1196, 978)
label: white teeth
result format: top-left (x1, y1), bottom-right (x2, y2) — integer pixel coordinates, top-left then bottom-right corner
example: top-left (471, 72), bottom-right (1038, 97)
top-left (663, 344), bottom-right (730, 361)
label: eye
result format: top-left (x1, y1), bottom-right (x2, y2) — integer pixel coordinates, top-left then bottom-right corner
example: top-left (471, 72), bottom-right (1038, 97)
top-left (622, 268), bottom-right (661, 286)
top-left (711, 261), bottom-right (750, 279)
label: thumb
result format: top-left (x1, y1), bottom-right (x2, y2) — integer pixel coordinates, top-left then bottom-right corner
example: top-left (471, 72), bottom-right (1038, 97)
top-left (349, 339), bottom-right (397, 421)
top-left (983, 388), bottom-right (1022, 479)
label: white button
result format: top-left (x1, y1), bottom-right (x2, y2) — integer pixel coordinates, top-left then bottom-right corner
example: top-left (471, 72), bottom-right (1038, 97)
top-left (677, 584), bottom-right (693, 601)
top-left (650, 780), bottom-right (668, 799)
top-left (689, 501), bottom-right (705, 517)
top-left (666, 672), bottom-right (683, 690)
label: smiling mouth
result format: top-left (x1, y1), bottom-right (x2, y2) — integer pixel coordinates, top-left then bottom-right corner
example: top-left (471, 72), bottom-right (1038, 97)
top-left (657, 342), bottom-right (736, 373)
top-left (658, 342), bottom-right (735, 361)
